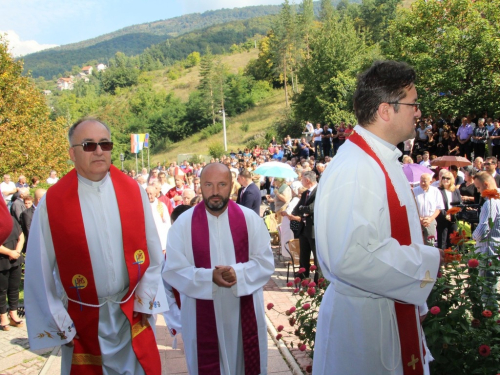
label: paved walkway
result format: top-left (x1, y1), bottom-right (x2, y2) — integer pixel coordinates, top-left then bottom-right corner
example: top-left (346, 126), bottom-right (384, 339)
top-left (0, 251), bottom-right (308, 374)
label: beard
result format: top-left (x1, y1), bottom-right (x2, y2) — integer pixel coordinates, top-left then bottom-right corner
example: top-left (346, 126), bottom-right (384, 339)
top-left (203, 194), bottom-right (230, 212)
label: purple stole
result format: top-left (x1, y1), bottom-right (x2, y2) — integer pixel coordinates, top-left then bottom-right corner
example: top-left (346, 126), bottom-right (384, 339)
top-left (191, 200), bottom-right (261, 375)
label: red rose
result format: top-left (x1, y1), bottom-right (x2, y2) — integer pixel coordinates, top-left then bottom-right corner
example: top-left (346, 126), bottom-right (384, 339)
top-left (307, 287), bottom-right (316, 296)
top-left (267, 303), bottom-right (274, 310)
top-left (299, 344), bottom-right (307, 351)
top-left (294, 277), bottom-right (301, 285)
top-left (285, 310), bottom-right (291, 316)
top-left (479, 345), bottom-right (491, 357)
top-left (306, 365), bottom-right (313, 373)
top-left (468, 259), bottom-right (479, 268)
top-left (437, 271), bottom-right (442, 278)
top-left (289, 317), bottom-right (296, 326)
top-left (482, 310), bottom-right (493, 318)
top-left (289, 306), bottom-right (296, 313)
top-left (277, 325), bottom-right (284, 332)
top-left (298, 267), bottom-right (306, 273)
top-left (308, 281), bottom-right (316, 287)
top-left (301, 279), bottom-right (310, 287)
top-left (472, 319), bottom-right (481, 328)
top-left (302, 303), bottom-right (311, 310)
top-left (293, 288), bottom-right (299, 294)
top-left (318, 277), bottom-right (324, 284)
top-left (430, 306), bottom-right (440, 315)
top-left (286, 281), bottom-right (294, 287)
top-left (276, 334), bottom-right (282, 340)
top-left (310, 265), bottom-right (317, 271)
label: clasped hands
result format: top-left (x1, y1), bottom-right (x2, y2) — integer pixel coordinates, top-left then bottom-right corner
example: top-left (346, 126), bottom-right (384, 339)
top-left (420, 216), bottom-right (433, 228)
top-left (213, 265), bottom-right (237, 287)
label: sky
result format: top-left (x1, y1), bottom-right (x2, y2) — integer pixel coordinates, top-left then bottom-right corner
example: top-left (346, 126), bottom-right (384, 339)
top-left (1, 0), bottom-right (284, 57)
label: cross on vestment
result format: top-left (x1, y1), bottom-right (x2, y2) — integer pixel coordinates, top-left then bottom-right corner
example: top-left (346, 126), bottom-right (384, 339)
top-left (408, 354), bottom-right (419, 370)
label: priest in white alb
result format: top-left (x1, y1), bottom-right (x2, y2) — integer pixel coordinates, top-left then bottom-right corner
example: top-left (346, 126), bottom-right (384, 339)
top-left (313, 61), bottom-right (443, 375)
top-left (163, 163), bottom-right (274, 375)
top-left (25, 118), bottom-right (167, 375)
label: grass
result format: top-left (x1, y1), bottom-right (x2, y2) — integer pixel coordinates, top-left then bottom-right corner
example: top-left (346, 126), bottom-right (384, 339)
top-left (152, 88), bottom-right (287, 164)
top-left (149, 49), bottom-right (259, 102)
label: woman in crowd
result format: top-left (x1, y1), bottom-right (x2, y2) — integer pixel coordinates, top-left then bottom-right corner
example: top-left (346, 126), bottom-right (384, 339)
top-left (436, 171), bottom-right (462, 249)
top-left (0, 217), bottom-right (24, 331)
top-left (279, 184), bottom-right (305, 256)
top-left (448, 131), bottom-right (460, 156)
top-left (436, 130), bottom-right (450, 156)
top-left (459, 166), bottom-right (479, 204)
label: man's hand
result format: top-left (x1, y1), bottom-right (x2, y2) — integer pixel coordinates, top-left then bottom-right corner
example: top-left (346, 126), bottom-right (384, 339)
top-left (65, 334), bottom-right (80, 347)
top-left (133, 311), bottom-right (152, 327)
top-left (173, 195), bottom-right (182, 202)
top-left (213, 266), bottom-right (237, 287)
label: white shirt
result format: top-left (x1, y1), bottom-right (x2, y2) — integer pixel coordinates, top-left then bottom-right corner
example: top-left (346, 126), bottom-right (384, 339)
top-left (46, 177), bottom-right (59, 185)
top-left (413, 185), bottom-right (444, 217)
top-left (160, 183), bottom-right (173, 196)
top-left (419, 159), bottom-right (431, 168)
top-left (313, 128), bottom-right (323, 142)
top-left (0, 181), bottom-right (16, 201)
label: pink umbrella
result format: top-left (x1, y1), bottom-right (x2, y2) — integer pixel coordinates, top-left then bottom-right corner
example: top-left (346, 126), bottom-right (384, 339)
top-left (402, 163), bottom-right (434, 184)
top-left (431, 156), bottom-right (471, 167)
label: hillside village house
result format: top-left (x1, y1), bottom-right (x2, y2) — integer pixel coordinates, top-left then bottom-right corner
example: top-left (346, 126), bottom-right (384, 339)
top-left (97, 63), bottom-right (107, 72)
top-left (81, 65), bottom-right (93, 75)
top-left (57, 77), bottom-right (74, 91)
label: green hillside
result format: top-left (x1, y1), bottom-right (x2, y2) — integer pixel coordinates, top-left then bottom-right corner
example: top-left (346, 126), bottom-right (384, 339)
top-left (21, 6), bottom-right (283, 78)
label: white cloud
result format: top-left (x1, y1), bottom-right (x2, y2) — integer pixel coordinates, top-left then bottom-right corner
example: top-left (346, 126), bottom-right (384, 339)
top-left (1, 30), bottom-right (59, 57)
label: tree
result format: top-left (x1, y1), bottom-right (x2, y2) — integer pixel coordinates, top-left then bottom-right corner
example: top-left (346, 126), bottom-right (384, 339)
top-left (386, 0), bottom-right (500, 117)
top-left (0, 36), bottom-right (68, 178)
top-left (360, 0), bottom-right (401, 43)
top-left (320, 0), bottom-right (335, 21)
top-left (299, 0), bottom-right (315, 59)
top-left (185, 51), bottom-right (201, 67)
top-left (293, 14), bottom-right (381, 124)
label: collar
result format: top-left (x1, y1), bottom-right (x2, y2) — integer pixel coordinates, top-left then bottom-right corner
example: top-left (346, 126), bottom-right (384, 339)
top-left (354, 125), bottom-right (400, 158)
top-left (77, 172), bottom-right (110, 191)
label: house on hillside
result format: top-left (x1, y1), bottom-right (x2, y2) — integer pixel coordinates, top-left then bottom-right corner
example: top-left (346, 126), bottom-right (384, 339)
top-left (42, 90), bottom-right (52, 95)
top-left (97, 63), bottom-right (107, 72)
top-left (75, 72), bottom-right (90, 83)
top-left (57, 77), bottom-right (74, 91)
top-left (82, 66), bottom-right (93, 75)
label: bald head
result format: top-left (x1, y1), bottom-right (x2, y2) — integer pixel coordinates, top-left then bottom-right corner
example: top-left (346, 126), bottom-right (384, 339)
top-left (200, 163), bottom-right (232, 216)
top-left (146, 186), bottom-right (156, 203)
top-left (34, 189), bottom-right (46, 206)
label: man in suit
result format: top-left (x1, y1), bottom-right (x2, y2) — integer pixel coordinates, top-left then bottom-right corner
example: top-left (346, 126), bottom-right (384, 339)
top-left (285, 171), bottom-right (318, 280)
top-left (10, 187), bottom-right (29, 224)
top-left (19, 189), bottom-right (46, 247)
top-left (484, 156), bottom-right (500, 187)
top-left (236, 170), bottom-right (261, 216)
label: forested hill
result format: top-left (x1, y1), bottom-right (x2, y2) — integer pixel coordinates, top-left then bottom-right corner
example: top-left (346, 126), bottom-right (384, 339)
top-left (21, 5), bottom-right (283, 78)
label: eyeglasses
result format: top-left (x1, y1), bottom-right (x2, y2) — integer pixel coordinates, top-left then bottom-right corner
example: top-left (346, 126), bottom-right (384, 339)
top-left (387, 102), bottom-right (421, 111)
top-left (483, 163), bottom-right (492, 166)
top-left (71, 141), bottom-right (113, 152)
top-left (441, 177), bottom-right (451, 180)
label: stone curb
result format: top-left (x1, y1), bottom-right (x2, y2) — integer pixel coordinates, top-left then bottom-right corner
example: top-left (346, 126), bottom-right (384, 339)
top-left (266, 314), bottom-right (304, 375)
top-left (38, 346), bottom-right (60, 375)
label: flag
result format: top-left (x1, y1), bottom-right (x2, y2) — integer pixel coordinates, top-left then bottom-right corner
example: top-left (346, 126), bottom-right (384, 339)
top-left (138, 134), bottom-right (146, 151)
top-left (130, 134), bottom-right (139, 154)
top-left (144, 133), bottom-right (150, 148)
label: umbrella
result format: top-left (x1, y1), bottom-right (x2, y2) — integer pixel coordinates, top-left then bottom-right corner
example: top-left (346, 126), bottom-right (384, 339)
top-left (431, 156), bottom-right (471, 167)
top-left (253, 161), bottom-right (298, 179)
top-left (402, 163), bottom-right (434, 184)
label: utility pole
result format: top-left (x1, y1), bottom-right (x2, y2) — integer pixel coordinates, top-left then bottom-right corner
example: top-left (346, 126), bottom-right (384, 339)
top-left (222, 109), bottom-right (227, 152)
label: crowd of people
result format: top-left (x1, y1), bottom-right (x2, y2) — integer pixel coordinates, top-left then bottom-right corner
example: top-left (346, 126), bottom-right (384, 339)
top-left (0, 59), bottom-right (499, 375)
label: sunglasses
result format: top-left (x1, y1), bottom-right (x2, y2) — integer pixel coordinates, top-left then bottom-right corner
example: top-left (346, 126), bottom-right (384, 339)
top-left (72, 141), bottom-right (113, 152)
top-left (483, 163), bottom-right (492, 166)
top-left (442, 177), bottom-right (451, 180)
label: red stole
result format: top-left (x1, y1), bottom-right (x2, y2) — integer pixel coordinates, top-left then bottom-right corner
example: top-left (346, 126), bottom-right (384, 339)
top-left (349, 132), bottom-right (424, 375)
top-left (46, 166), bottom-right (161, 375)
top-left (191, 201), bottom-right (261, 375)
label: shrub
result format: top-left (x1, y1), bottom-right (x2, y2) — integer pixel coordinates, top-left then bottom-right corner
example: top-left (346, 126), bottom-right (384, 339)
top-left (208, 142), bottom-right (225, 159)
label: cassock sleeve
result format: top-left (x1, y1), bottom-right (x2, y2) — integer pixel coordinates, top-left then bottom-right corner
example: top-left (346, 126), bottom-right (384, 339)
top-left (25, 201), bottom-right (76, 349)
top-left (133, 187), bottom-right (169, 314)
top-left (0, 199), bottom-right (13, 244)
top-left (316, 161), bottom-right (440, 307)
top-left (163, 213), bottom-right (215, 300)
top-left (231, 213), bottom-right (274, 297)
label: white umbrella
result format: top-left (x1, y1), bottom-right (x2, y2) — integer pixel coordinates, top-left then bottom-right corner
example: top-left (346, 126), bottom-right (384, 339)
top-left (253, 162), bottom-right (298, 179)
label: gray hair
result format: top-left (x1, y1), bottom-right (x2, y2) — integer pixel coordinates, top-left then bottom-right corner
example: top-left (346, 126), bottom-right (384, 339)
top-left (68, 117), bottom-right (111, 144)
top-left (302, 171), bottom-right (317, 183)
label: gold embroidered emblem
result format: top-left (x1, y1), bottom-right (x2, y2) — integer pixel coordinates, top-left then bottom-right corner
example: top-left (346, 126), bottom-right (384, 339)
top-left (132, 320), bottom-right (150, 339)
top-left (72, 353), bottom-right (102, 366)
top-left (407, 354), bottom-right (419, 370)
top-left (420, 270), bottom-right (435, 288)
top-left (134, 250), bottom-right (145, 265)
top-left (72, 274), bottom-right (88, 289)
